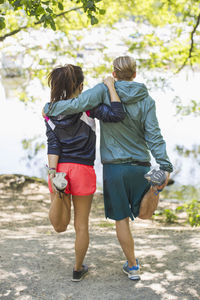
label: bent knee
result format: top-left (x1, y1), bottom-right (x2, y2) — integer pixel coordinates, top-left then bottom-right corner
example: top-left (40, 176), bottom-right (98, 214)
top-left (138, 212), bottom-right (153, 220)
top-left (54, 225), bottom-right (68, 233)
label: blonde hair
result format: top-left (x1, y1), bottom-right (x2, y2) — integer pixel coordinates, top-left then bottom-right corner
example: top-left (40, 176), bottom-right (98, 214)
top-left (113, 56), bottom-right (136, 80)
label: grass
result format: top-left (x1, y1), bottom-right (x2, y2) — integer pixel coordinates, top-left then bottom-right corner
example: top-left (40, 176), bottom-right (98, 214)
top-left (96, 221), bottom-right (115, 228)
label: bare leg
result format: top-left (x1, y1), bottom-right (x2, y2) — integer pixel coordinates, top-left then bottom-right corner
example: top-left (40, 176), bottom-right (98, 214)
top-left (138, 186), bottom-right (159, 219)
top-left (49, 193), bottom-right (71, 232)
top-left (116, 217), bottom-right (137, 267)
top-left (72, 194), bottom-right (93, 271)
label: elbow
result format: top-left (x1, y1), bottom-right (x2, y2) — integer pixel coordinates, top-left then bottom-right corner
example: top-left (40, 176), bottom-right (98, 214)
top-left (107, 114), bottom-right (126, 122)
top-left (120, 112), bottom-right (126, 120)
top-left (113, 112), bottom-right (126, 122)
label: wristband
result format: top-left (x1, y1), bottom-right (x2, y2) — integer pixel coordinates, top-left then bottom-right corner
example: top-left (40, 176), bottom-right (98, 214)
top-left (154, 188), bottom-right (163, 196)
top-left (46, 165), bottom-right (56, 175)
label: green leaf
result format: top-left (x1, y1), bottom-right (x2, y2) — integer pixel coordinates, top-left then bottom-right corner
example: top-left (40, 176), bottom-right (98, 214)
top-left (176, 206), bottom-right (184, 211)
top-left (41, 1), bottom-right (50, 5)
top-left (36, 6), bottom-right (45, 16)
top-left (86, 0), bottom-right (95, 9)
top-left (99, 9), bottom-right (106, 15)
top-left (90, 15), bottom-right (98, 25)
top-left (49, 17), bottom-right (56, 30)
top-left (13, 0), bottom-right (21, 8)
top-left (46, 7), bottom-right (53, 13)
top-left (0, 16), bottom-right (5, 29)
top-left (39, 14), bottom-right (46, 22)
top-left (58, 2), bottom-right (64, 10)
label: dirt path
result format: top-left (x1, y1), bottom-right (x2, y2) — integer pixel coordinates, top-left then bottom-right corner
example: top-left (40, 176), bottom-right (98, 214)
top-left (0, 175), bottom-right (200, 300)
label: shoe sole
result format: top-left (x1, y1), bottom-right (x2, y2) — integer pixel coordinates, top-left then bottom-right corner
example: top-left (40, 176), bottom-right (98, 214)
top-left (144, 171), bottom-right (166, 186)
top-left (53, 184), bottom-right (67, 193)
top-left (53, 181), bottom-right (67, 191)
top-left (71, 271), bottom-right (88, 282)
top-left (52, 173), bottom-right (68, 191)
top-left (123, 269), bottom-right (140, 280)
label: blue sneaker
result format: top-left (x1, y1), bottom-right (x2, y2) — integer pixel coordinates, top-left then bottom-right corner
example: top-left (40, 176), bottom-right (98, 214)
top-left (144, 169), bottom-right (166, 186)
top-left (144, 169), bottom-right (166, 195)
top-left (123, 259), bottom-right (140, 280)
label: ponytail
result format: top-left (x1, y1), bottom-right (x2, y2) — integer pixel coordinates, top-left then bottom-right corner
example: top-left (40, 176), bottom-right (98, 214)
top-left (48, 64), bottom-right (84, 104)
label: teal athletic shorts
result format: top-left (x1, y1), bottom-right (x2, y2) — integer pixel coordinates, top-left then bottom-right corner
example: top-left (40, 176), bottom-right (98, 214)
top-left (103, 163), bottom-right (151, 221)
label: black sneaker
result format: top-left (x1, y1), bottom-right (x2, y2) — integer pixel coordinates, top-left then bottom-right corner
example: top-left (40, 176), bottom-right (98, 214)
top-left (72, 265), bottom-right (88, 282)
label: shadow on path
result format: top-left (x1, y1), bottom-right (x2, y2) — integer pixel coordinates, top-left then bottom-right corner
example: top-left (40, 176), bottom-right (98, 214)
top-left (0, 176), bottom-right (199, 300)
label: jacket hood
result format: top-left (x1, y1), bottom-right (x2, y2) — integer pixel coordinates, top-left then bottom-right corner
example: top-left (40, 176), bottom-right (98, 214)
top-left (114, 81), bottom-right (148, 104)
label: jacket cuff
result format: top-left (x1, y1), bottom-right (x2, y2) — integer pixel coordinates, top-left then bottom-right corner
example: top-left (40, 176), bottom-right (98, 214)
top-left (47, 149), bottom-right (61, 156)
top-left (160, 164), bottom-right (173, 173)
top-left (110, 102), bottom-right (123, 108)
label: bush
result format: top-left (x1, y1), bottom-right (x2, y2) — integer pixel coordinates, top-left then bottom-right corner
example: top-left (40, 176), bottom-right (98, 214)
top-left (163, 209), bottom-right (178, 223)
top-left (177, 199), bottom-right (200, 227)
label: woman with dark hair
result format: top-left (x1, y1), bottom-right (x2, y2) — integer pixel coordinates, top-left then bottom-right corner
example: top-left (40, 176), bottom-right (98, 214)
top-left (44, 56), bottom-right (173, 281)
top-left (45, 64), bottom-right (125, 281)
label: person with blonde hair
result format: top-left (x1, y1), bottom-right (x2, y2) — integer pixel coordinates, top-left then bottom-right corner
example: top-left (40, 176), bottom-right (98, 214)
top-left (43, 56), bottom-right (173, 281)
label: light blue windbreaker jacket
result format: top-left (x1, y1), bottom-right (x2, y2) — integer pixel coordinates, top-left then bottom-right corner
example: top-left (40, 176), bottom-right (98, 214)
top-left (44, 81), bottom-right (173, 172)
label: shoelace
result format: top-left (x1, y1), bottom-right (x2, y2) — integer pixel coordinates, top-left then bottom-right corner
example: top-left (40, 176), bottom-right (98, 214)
top-left (58, 190), bottom-right (68, 200)
top-left (152, 170), bottom-right (164, 180)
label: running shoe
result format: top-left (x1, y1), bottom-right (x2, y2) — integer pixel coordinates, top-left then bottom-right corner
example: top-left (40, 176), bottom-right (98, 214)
top-left (52, 172), bottom-right (68, 192)
top-left (123, 259), bottom-right (140, 280)
top-left (72, 265), bottom-right (88, 282)
top-left (144, 169), bottom-right (166, 186)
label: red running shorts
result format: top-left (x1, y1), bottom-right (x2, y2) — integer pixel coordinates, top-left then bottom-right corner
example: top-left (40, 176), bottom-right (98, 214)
top-left (48, 163), bottom-right (96, 196)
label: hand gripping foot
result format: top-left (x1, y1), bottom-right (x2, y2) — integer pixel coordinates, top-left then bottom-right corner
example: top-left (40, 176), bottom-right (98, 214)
top-left (144, 169), bottom-right (166, 195)
top-left (52, 172), bottom-right (68, 193)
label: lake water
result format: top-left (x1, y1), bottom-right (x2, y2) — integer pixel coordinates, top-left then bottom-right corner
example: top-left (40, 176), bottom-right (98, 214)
top-left (0, 20), bottom-right (200, 187)
top-left (0, 69), bottom-right (199, 187)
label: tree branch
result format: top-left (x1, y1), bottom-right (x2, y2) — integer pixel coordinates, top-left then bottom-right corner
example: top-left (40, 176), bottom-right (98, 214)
top-left (0, 26), bottom-right (27, 41)
top-left (0, 6), bottom-right (82, 42)
top-left (54, 6), bottom-right (82, 19)
top-left (176, 12), bottom-right (200, 73)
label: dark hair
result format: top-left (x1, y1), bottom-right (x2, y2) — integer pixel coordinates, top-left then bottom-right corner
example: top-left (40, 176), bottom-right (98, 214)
top-left (48, 64), bottom-right (84, 103)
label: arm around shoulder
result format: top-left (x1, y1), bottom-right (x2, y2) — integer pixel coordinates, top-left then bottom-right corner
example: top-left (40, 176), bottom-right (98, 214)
top-left (89, 102), bottom-right (126, 122)
top-left (44, 83), bottom-right (106, 117)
